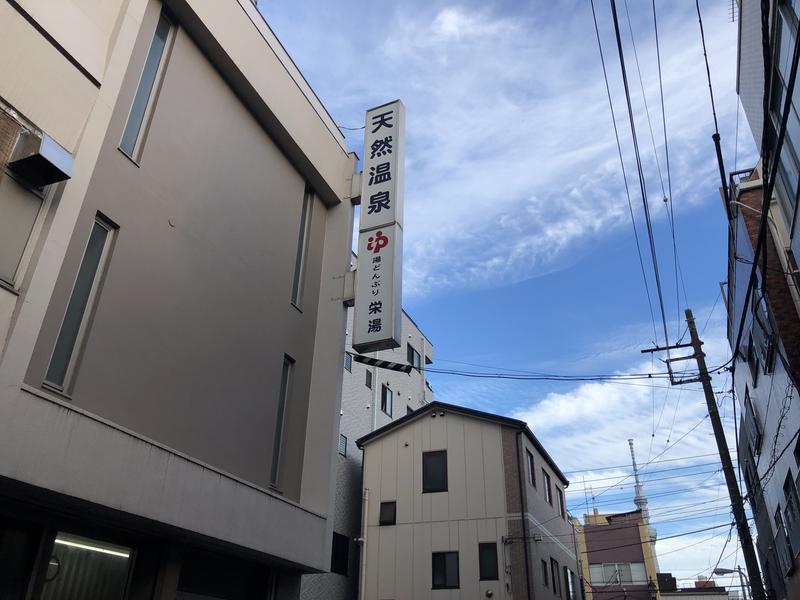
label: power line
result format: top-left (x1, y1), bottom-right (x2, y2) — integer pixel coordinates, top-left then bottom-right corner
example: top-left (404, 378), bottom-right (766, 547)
top-left (610, 0), bottom-right (672, 353)
top-left (589, 0), bottom-right (659, 345)
top-left (561, 451), bottom-right (737, 474)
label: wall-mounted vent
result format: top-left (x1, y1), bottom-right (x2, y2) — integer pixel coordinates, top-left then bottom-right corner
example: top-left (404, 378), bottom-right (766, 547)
top-left (8, 131), bottom-right (73, 187)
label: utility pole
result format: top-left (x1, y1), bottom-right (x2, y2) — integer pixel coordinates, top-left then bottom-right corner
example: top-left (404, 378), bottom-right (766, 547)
top-left (643, 309), bottom-right (765, 600)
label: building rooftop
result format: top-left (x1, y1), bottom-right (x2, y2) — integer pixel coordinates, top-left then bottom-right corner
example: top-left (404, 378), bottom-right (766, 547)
top-left (356, 400), bottom-right (569, 485)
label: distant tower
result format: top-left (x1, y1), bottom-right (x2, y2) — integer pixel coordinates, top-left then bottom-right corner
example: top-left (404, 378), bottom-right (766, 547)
top-left (628, 438), bottom-right (649, 519)
top-left (629, 439), bottom-right (659, 571)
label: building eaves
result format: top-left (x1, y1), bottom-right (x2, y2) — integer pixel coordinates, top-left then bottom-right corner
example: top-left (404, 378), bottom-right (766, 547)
top-left (355, 400), bottom-right (569, 486)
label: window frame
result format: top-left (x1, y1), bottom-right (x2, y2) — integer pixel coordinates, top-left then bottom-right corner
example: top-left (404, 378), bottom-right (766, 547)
top-left (119, 12), bottom-right (174, 162)
top-left (478, 542), bottom-right (499, 581)
top-left (542, 559), bottom-right (549, 587)
top-left (0, 170), bottom-right (53, 290)
top-left (379, 501), bottom-right (396, 526)
top-left (290, 185), bottom-right (313, 308)
top-left (551, 558), bottom-right (561, 596)
top-left (330, 531), bottom-right (349, 576)
top-left (407, 343), bottom-right (421, 370)
top-left (366, 369), bottom-right (372, 389)
top-left (431, 551), bottom-right (459, 589)
top-left (422, 450), bottom-right (448, 493)
top-left (338, 433), bottom-right (347, 456)
top-left (557, 486), bottom-right (566, 518)
top-left (270, 354), bottom-right (294, 488)
top-left (526, 449), bottom-right (536, 487)
top-left (543, 468), bottom-right (553, 505)
top-left (43, 216), bottom-right (116, 394)
top-left (344, 352), bottom-right (352, 372)
top-left (380, 384), bottom-right (392, 416)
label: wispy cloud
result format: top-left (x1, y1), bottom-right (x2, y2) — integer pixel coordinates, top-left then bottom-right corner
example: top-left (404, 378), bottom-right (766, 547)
top-left (268, 1), bottom-right (748, 297)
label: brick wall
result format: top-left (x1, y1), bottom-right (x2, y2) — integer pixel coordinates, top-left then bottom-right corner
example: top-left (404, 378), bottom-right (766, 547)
top-left (737, 180), bottom-right (800, 386)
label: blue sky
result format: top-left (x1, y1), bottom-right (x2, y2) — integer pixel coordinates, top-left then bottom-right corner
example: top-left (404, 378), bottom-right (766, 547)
top-left (266, 0), bottom-right (755, 586)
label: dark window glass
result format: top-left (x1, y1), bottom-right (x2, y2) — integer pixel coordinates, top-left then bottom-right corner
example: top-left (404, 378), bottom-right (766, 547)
top-left (381, 384), bottom-right (392, 416)
top-left (543, 469), bottom-right (553, 504)
top-left (557, 487), bottom-right (566, 518)
top-left (120, 13), bottom-right (171, 156)
top-left (45, 220), bottom-right (111, 389)
top-left (338, 434), bottom-right (347, 456)
top-left (270, 355), bottom-right (294, 486)
top-left (41, 532), bottom-right (132, 600)
top-left (366, 370), bottom-right (372, 389)
top-left (407, 343), bottom-right (421, 369)
top-left (0, 517), bottom-right (41, 599)
top-left (479, 543), bottom-right (499, 580)
top-left (526, 450), bottom-right (536, 486)
top-left (330, 532), bottom-right (349, 576)
top-left (423, 450), bottom-right (448, 493)
top-left (542, 559), bottom-right (549, 587)
top-left (344, 352), bottom-right (352, 372)
top-left (552, 558), bottom-right (561, 596)
top-left (291, 185), bottom-right (313, 306)
top-left (379, 501), bottom-right (396, 526)
top-left (432, 552), bottom-right (459, 589)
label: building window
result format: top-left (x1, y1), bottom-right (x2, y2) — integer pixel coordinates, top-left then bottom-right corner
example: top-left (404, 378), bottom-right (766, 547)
top-left (432, 552), bottom-right (459, 589)
top-left (270, 355), bottom-right (294, 487)
top-left (44, 218), bottom-right (115, 391)
top-left (565, 567), bottom-right (576, 600)
top-left (479, 543), bottom-right (499, 581)
top-left (557, 487), bottom-right (566, 518)
top-left (542, 469), bottom-right (552, 505)
top-left (407, 343), bottom-right (421, 369)
top-left (41, 532), bottom-right (133, 599)
top-left (120, 13), bottom-right (172, 158)
top-left (0, 173), bottom-right (45, 287)
top-left (330, 532), bottom-right (349, 576)
top-left (422, 450), bottom-right (448, 493)
top-left (542, 559), bottom-right (549, 587)
top-left (599, 563), bottom-right (642, 584)
top-left (338, 434), bottom-right (347, 456)
top-left (381, 384), bottom-right (392, 416)
top-left (291, 185), bottom-right (313, 307)
top-left (526, 449), bottom-right (536, 487)
top-left (344, 352), bottom-right (352, 372)
top-left (551, 558), bottom-right (561, 596)
top-left (366, 369), bottom-right (372, 389)
top-left (379, 501), bottom-right (396, 526)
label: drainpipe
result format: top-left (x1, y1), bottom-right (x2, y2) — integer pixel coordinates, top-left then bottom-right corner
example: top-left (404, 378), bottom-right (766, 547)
top-left (515, 430), bottom-right (533, 600)
top-left (357, 487), bottom-right (369, 600)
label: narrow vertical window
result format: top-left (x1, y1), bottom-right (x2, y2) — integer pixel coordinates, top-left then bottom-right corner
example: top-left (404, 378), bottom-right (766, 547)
top-left (330, 532), bottom-right (349, 576)
top-left (120, 13), bottom-right (172, 158)
top-left (557, 487), bottom-right (566, 518)
top-left (338, 434), bottom-right (347, 456)
top-left (543, 469), bottom-right (553, 504)
top-left (551, 558), bottom-right (561, 596)
top-left (365, 370), bottom-right (372, 389)
top-left (479, 543), bottom-right (499, 580)
top-left (344, 352), bottom-right (352, 372)
top-left (270, 355), bottom-right (294, 487)
top-left (291, 185), bottom-right (313, 307)
top-left (380, 384), bottom-right (392, 416)
top-left (45, 218), bottom-right (114, 391)
top-left (526, 449), bottom-right (536, 486)
top-left (0, 174), bottom-right (44, 286)
top-left (542, 560), bottom-right (549, 587)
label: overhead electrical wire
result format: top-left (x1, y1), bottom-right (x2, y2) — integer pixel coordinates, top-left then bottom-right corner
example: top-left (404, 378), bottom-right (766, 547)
top-left (561, 451), bottom-right (736, 474)
top-left (589, 0), bottom-right (659, 345)
top-left (609, 0), bottom-right (672, 353)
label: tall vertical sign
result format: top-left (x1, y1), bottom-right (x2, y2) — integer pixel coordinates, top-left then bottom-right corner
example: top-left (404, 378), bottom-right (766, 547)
top-left (352, 100), bottom-right (404, 353)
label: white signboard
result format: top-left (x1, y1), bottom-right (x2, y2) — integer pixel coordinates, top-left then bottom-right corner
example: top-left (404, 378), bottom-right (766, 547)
top-left (352, 100), bottom-right (405, 353)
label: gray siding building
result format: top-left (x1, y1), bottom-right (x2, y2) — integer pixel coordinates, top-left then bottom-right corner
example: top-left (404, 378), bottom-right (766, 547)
top-left (356, 401), bottom-right (580, 600)
top-left (301, 305), bottom-right (434, 600)
top-left (0, 0), bottom-right (358, 598)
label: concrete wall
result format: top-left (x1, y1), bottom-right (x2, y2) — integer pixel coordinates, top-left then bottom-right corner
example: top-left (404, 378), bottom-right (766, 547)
top-left (361, 410), bottom-right (510, 600)
top-left (0, 0), bottom-right (356, 576)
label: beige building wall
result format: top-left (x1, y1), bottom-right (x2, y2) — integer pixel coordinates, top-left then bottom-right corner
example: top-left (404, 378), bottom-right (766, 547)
top-left (362, 410), bottom-right (511, 600)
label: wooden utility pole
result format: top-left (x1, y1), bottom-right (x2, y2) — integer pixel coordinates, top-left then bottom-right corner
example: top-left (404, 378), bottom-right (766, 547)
top-left (643, 309), bottom-right (765, 600)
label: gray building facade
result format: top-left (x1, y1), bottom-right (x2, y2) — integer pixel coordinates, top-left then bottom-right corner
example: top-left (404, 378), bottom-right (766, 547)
top-left (0, 0), bottom-right (358, 598)
top-left (301, 305), bottom-right (434, 600)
